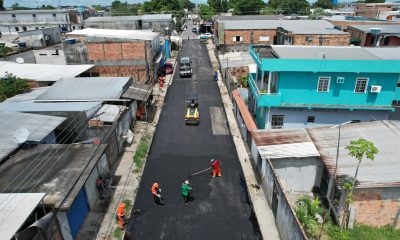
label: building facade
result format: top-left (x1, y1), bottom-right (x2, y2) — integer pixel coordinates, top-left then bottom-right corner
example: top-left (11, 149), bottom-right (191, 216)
top-left (62, 28), bottom-right (161, 83)
top-left (18, 27), bottom-right (62, 48)
top-left (248, 45), bottom-right (400, 130)
top-left (0, 9), bottom-right (83, 35)
top-left (347, 25), bottom-right (400, 46)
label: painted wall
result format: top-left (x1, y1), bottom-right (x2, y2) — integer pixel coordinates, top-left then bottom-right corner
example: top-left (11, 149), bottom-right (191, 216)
top-left (84, 167), bottom-right (100, 210)
top-left (34, 49), bottom-right (67, 65)
top-left (262, 107), bottom-right (390, 129)
top-left (270, 157), bottom-right (324, 193)
top-left (56, 212), bottom-right (73, 240)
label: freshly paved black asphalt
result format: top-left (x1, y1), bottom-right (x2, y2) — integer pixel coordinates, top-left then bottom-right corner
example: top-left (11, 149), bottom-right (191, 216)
top-left (125, 39), bottom-right (261, 240)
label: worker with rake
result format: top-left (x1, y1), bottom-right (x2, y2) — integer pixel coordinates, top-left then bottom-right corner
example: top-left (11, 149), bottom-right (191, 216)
top-left (210, 158), bottom-right (222, 177)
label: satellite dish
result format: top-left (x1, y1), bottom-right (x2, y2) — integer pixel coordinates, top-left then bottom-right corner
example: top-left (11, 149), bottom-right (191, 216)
top-left (16, 57), bottom-right (24, 64)
top-left (14, 128), bottom-right (30, 144)
top-left (319, 52), bottom-right (327, 59)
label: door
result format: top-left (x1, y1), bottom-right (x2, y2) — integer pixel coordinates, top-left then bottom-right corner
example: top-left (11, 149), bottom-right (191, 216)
top-left (67, 188), bottom-right (90, 239)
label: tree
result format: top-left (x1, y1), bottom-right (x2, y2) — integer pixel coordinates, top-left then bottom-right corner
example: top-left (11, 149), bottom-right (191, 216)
top-left (40, 5), bottom-right (56, 9)
top-left (234, 0), bottom-right (265, 15)
top-left (341, 138), bottom-right (378, 229)
top-left (11, 3), bottom-right (30, 10)
top-left (309, 7), bottom-right (331, 20)
top-left (268, 0), bottom-right (310, 15)
top-left (365, 0), bottom-right (385, 3)
top-left (313, 0), bottom-right (333, 9)
top-left (0, 44), bottom-right (12, 58)
top-left (111, 1), bottom-right (140, 16)
top-left (260, 7), bottom-right (277, 15)
top-left (0, 73), bottom-right (29, 102)
top-left (198, 4), bottom-right (215, 21)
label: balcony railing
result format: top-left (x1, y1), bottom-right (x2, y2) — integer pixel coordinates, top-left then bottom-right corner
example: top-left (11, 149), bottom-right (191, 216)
top-left (248, 73), bottom-right (282, 107)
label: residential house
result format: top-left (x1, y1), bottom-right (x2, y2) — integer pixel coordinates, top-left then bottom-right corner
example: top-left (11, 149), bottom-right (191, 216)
top-left (0, 61), bottom-right (94, 87)
top-left (355, 2), bottom-right (400, 20)
top-left (251, 121), bottom-right (400, 229)
top-left (325, 15), bottom-right (400, 31)
top-left (0, 144), bottom-right (109, 239)
top-left (62, 28), bottom-right (161, 83)
top-left (0, 112), bottom-right (65, 163)
top-left (0, 9), bottom-right (83, 35)
top-left (248, 45), bottom-right (400, 129)
top-left (18, 27), bottom-right (62, 48)
top-left (84, 14), bottom-right (174, 33)
top-left (33, 45), bottom-right (67, 65)
top-left (347, 25), bottom-right (400, 46)
top-left (215, 20), bottom-right (350, 53)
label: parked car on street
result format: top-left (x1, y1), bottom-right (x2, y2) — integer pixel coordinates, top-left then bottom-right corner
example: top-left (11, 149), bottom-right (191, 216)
top-left (179, 57), bottom-right (192, 77)
top-left (163, 62), bottom-right (174, 74)
top-left (200, 32), bottom-right (212, 39)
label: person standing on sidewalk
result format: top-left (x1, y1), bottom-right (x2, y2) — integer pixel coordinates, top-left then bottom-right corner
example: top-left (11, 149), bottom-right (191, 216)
top-left (210, 159), bottom-right (222, 177)
top-left (181, 180), bottom-right (192, 205)
top-left (151, 182), bottom-right (165, 205)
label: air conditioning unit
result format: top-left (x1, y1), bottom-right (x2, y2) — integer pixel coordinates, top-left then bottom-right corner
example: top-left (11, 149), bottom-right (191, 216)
top-left (370, 85), bottom-right (382, 93)
top-left (336, 77), bottom-right (344, 84)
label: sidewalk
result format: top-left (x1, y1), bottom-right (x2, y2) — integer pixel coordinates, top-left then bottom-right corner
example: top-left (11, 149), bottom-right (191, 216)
top-left (74, 52), bottom-right (177, 240)
top-left (206, 40), bottom-right (281, 240)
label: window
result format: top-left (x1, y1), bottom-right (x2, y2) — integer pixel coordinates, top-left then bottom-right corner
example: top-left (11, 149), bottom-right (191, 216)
top-left (307, 116), bottom-right (315, 123)
top-left (317, 77), bottom-right (330, 92)
top-left (35, 27), bottom-right (39, 30)
top-left (271, 115), bottom-right (284, 129)
top-left (22, 26), bottom-right (27, 31)
top-left (232, 36), bottom-right (242, 42)
top-left (15, 27), bottom-right (19, 32)
top-left (305, 36), bottom-right (313, 42)
top-left (351, 120), bottom-right (361, 123)
top-left (32, 14), bottom-right (36, 17)
top-left (12, 14), bottom-right (16, 18)
top-left (260, 36), bottom-right (270, 42)
top-left (354, 78), bottom-right (368, 93)
top-left (53, 13), bottom-right (57, 17)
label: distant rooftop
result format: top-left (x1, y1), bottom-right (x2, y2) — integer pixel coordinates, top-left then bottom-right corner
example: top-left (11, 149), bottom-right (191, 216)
top-left (67, 28), bottom-right (160, 41)
top-left (263, 45), bottom-right (400, 60)
top-left (222, 20), bottom-right (348, 35)
top-left (0, 102), bottom-right (102, 113)
top-left (0, 112), bottom-right (66, 161)
top-left (84, 15), bottom-right (142, 22)
top-left (213, 15), bottom-right (284, 21)
top-left (0, 9), bottom-right (68, 14)
top-left (349, 24), bottom-right (400, 34)
top-left (35, 77), bottom-right (132, 102)
top-left (0, 62), bottom-right (94, 82)
top-left (141, 14), bottom-right (173, 20)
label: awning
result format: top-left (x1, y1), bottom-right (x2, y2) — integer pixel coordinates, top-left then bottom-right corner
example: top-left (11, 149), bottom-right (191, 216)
top-left (122, 82), bottom-right (153, 101)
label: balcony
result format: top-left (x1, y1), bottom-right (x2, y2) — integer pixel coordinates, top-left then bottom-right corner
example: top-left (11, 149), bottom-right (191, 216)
top-left (248, 73), bottom-right (282, 107)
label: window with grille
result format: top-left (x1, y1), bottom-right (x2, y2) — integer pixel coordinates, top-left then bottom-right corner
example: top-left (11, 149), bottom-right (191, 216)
top-left (271, 115), bottom-right (284, 129)
top-left (232, 36), bottom-right (243, 42)
top-left (317, 77), bottom-right (330, 92)
top-left (355, 78), bottom-right (368, 93)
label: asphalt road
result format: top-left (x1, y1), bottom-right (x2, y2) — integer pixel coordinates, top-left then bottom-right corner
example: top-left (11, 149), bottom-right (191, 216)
top-left (125, 28), bottom-right (261, 240)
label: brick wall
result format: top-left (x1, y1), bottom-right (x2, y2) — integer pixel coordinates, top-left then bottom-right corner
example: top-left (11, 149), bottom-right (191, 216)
top-left (326, 19), bottom-right (400, 31)
top-left (292, 34), bottom-right (350, 46)
top-left (351, 188), bottom-right (400, 228)
top-left (224, 29), bottom-right (277, 46)
top-left (94, 66), bottom-right (149, 83)
top-left (87, 42), bottom-right (147, 61)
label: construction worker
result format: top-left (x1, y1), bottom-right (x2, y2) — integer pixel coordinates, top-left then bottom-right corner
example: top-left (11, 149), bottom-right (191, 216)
top-left (151, 182), bottom-right (165, 205)
top-left (116, 202), bottom-right (126, 229)
top-left (210, 159), bottom-right (222, 177)
top-left (181, 180), bottom-right (192, 205)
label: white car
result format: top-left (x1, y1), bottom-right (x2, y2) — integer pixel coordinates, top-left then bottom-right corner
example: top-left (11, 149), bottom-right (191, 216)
top-left (200, 32), bottom-right (212, 39)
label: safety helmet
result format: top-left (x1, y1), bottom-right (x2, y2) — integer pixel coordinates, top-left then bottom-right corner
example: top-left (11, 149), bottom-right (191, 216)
top-left (153, 182), bottom-right (159, 188)
top-left (210, 158), bottom-right (215, 163)
top-left (184, 180), bottom-right (189, 184)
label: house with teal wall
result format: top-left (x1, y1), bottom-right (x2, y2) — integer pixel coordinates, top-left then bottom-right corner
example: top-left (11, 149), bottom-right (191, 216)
top-left (248, 45), bottom-right (400, 129)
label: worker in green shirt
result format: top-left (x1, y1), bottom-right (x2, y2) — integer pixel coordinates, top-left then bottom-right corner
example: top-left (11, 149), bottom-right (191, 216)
top-left (181, 180), bottom-right (192, 205)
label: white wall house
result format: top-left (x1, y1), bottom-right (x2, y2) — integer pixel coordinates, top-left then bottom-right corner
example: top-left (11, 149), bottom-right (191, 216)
top-left (0, 9), bottom-right (82, 35)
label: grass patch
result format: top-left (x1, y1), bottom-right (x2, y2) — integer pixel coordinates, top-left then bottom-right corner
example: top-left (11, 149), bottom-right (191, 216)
top-left (113, 226), bottom-right (122, 239)
top-left (133, 135), bottom-right (150, 169)
top-left (122, 199), bottom-right (132, 213)
top-left (327, 224), bottom-right (400, 240)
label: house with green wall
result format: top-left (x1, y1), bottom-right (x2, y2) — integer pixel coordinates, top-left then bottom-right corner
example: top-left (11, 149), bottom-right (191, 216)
top-left (248, 45), bottom-right (400, 129)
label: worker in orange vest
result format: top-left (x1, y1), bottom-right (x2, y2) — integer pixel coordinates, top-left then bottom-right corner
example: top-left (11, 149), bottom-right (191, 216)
top-left (210, 159), bottom-right (222, 177)
top-left (116, 202), bottom-right (126, 228)
top-left (151, 182), bottom-right (165, 205)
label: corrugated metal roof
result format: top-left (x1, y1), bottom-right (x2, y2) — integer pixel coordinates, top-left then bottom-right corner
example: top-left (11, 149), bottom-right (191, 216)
top-left (93, 104), bottom-right (126, 123)
top-left (258, 142), bottom-right (320, 159)
top-left (0, 193), bottom-right (46, 240)
top-left (85, 16), bottom-right (141, 22)
top-left (307, 120), bottom-right (400, 188)
top-left (122, 82), bottom-right (152, 101)
top-left (141, 14), bottom-right (172, 20)
top-left (349, 24), bottom-right (400, 33)
top-left (214, 15), bottom-right (284, 21)
top-left (35, 77), bottom-right (132, 102)
top-left (254, 129), bottom-right (320, 159)
top-left (223, 20), bottom-right (348, 34)
top-left (271, 45), bottom-right (383, 60)
top-left (67, 28), bottom-right (159, 41)
top-left (0, 9), bottom-right (68, 14)
top-left (0, 112), bottom-right (66, 161)
top-left (0, 62), bottom-right (94, 82)
top-left (3, 87), bottom-right (49, 103)
top-left (0, 102), bottom-right (102, 112)
top-left (364, 48), bottom-right (400, 60)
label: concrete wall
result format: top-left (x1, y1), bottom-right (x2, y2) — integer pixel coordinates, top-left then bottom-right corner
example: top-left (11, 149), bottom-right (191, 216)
top-left (33, 49), bottom-right (67, 65)
top-left (56, 212), bottom-right (73, 240)
top-left (261, 107), bottom-right (390, 130)
top-left (270, 157), bottom-right (324, 192)
top-left (142, 20), bottom-right (173, 33)
top-left (84, 20), bottom-right (141, 30)
top-left (292, 34), bottom-right (350, 46)
top-left (85, 166), bottom-right (100, 210)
